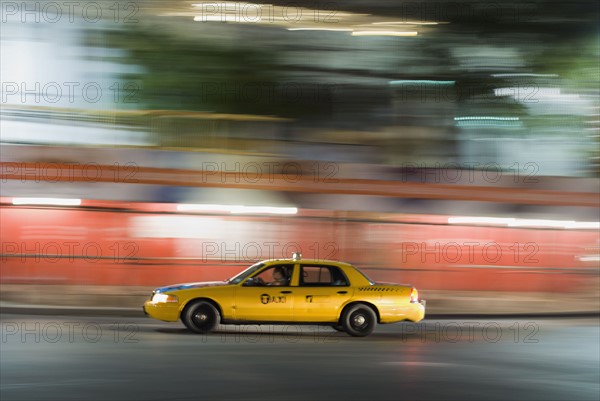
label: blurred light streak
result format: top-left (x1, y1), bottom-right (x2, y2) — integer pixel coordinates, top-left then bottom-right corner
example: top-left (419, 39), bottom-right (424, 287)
top-left (509, 219), bottom-right (600, 230)
top-left (454, 117), bottom-right (520, 121)
top-left (12, 198), bottom-right (81, 206)
top-left (495, 87), bottom-right (558, 97)
top-left (492, 73), bottom-right (559, 78)
top-left (287, 28), bottom-right (353, 32)
top-left (448, 217), bottom-right (515, 225)
top-left (352, 31), bottom-right (418, 36)
top-left (191, 2), bottom-right (370, 24)
top-left (193, 15), bottom-right (260, 22)
top-left (495, 87), bottom-right (580, 101)
top-left (456, 121), bottom-right (523, 128)
top-left (371, 21), bottom-right (439, 25)
top-left (177, 204), bottom-right (298, 215)
top-left (454, 116), bottom-right (522, 128)
top-left (390, 80), bottom-right (455, 85)
top-left (448, 217), bottom-right (600, 230)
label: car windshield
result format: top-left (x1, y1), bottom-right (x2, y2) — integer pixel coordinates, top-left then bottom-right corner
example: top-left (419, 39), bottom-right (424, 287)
top-left (227, 262), bottom-right (265, 284)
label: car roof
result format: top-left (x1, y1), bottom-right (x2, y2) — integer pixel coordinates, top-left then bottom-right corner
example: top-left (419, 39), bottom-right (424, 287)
top-left (262, 258), bottom-right (353, 267)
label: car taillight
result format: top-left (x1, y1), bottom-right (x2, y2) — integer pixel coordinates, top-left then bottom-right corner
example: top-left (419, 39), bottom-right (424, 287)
top-left (410, 287), bottom-right (419, 303)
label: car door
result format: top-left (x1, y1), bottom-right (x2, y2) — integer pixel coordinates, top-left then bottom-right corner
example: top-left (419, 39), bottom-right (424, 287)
top-left (292, 264), bottom-right (353, 322)
top-left (233, 264), bottom-right (294, 322)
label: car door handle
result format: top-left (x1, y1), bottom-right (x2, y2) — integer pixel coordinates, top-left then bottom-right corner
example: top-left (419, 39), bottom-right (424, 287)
top-left (280, 291), bottom-right (292, 294)
top-left (337, 291), bottom-right (348, 294)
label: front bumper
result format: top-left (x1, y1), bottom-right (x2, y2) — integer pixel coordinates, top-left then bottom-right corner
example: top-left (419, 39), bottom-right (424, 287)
top-left (143, 299), bottom-right (180, 322)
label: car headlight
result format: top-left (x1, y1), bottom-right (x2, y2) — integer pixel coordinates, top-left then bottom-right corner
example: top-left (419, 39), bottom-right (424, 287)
top-left (151, 293), bottom-right (179, 303)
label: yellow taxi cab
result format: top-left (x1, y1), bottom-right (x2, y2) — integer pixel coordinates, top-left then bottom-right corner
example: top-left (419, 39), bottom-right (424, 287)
top-left (143, 253), bottom-right (425, 337)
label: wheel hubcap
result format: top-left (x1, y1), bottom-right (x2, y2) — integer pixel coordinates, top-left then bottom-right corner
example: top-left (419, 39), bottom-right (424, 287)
top-left (195, 313), bottom-right (208, 321)
top-left (353, 314), bottom-right (366, 326)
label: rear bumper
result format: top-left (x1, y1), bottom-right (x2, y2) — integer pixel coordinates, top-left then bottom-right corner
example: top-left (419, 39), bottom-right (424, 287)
top-left (380, 300), bottom-right (426, 323)
top-left (409, 300), bottom-right (426, 322)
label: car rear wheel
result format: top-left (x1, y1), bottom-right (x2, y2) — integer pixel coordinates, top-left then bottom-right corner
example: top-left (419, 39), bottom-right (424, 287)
top-left (182, 301), bottom-right (220, 334)
top-left (341, 304), bottom-right (377, 337)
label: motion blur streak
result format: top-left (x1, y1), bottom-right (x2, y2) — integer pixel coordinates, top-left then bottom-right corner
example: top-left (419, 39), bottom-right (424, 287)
top-left (0, 0), bottom-right (598, 400)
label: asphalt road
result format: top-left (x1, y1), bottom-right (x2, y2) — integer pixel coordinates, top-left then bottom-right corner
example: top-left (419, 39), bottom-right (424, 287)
top-left (1, 314), bottom-right (598, 401)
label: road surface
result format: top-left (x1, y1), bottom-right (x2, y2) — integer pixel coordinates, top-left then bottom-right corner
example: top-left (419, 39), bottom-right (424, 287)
top-left (1, 314), bottom-right (598, 401)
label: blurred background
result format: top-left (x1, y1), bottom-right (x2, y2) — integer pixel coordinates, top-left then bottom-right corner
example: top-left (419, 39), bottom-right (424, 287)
top-left (1, 0), bottom-right (599, 313)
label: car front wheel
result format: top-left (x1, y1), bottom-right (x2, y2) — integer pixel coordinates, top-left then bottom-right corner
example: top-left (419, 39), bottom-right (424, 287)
top-left (182, 301), bottom-right (220, 334)
top-left (341, 304), bottom-right (377, 337)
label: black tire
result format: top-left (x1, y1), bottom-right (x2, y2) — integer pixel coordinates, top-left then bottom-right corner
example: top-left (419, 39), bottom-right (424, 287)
top-left (341, 304), bottom-right (377, 337)
top-left (182, 301), bottom-right (220, 334)
top-left (331, 324), bottom-right (345, 332)
top-left (181, 316), bottom-right (193, 331)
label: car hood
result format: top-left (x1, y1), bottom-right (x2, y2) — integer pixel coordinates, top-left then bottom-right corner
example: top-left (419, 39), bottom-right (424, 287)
top-left (155, 281), bottom-right (229, 293)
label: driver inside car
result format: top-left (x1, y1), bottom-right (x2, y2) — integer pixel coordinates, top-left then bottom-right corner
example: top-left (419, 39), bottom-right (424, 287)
top-left (253, 267), bottom-right (289, 286)
top-left (268, 267), bottom-right (289, 286)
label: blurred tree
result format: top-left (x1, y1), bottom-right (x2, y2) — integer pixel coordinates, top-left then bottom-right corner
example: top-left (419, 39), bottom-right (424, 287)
top-left (105, 27), bottom-right (334, 120)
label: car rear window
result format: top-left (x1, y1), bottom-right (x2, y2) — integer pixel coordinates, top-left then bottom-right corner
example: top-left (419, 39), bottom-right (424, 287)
top-left (300, 264), bottom-right (349, 286)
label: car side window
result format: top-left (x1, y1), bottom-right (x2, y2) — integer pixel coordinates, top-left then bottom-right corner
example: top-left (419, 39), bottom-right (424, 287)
top-left (300, 265), bottom-right (349, 287)
top-left (247, 264), bottom-right (293, 286)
